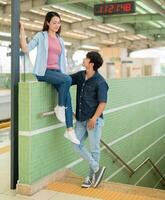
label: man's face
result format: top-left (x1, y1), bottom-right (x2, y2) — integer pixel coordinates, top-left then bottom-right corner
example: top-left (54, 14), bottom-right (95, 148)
top-left (82, 57), bottom-right (93, 70)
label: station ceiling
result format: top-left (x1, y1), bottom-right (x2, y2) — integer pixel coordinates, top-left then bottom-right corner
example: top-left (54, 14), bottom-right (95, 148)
top-left (0, 0), bottom-right (165, 51)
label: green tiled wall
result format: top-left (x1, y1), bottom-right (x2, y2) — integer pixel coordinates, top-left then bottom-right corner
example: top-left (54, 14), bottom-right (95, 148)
top-left (19, 76), bottom-right (165, 190)
top-left (0, 73), bottom-right (36, 89)
top-left (0, 74), bottom-right (10, 88)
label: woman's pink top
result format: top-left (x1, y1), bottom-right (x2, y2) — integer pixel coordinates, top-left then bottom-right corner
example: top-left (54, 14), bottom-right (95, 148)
top-left (47, 35), bottom-right (62, 70)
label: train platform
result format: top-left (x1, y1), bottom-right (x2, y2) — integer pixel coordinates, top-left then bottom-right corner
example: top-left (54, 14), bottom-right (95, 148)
top-left (1, 1), bottom-right (165, 197)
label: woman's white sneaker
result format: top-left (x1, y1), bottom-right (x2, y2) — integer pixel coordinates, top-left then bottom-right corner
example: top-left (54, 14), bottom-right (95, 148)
top-left (54, 105), bottom-right (66, 123)
top-left (64, 129), bottom-right (80, 144)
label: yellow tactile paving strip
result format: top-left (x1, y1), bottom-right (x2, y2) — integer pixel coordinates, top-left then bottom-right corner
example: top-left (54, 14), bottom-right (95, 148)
top-left (47, 181), bottom-right (159, 200)
top-left (0, 121), bottom-right (10, 129)
top-left (0, 146), bottom-right (10, 154)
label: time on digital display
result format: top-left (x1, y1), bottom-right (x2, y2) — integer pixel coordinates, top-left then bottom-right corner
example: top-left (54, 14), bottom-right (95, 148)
top-left (94, 1), bottom-right (135, 15)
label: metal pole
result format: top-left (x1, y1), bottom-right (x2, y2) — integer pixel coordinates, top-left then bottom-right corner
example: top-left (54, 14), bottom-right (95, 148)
top-left (11, 0), bottom-right (20, 189)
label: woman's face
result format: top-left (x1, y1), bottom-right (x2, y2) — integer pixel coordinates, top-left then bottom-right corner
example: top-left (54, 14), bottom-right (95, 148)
top-left (47, 16), bottom-right (61, 32)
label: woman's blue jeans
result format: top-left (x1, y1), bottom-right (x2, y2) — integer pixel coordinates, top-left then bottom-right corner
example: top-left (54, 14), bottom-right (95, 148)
top-left (36, 69), bottom-right (73, 128)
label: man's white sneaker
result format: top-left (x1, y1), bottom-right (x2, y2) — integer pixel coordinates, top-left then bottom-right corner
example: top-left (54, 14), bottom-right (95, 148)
top-left (81, 176), bottom-right (93, 188)
top-left (92, 166), bottom-right (106, 188)
top-left (64, 129), bottom-right (80, 144)
top-left (54, 105), bottom-right (66, 123)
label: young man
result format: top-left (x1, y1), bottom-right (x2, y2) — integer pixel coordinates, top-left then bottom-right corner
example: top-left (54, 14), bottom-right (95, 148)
top-left (70, 51), bottom-right (109, 188)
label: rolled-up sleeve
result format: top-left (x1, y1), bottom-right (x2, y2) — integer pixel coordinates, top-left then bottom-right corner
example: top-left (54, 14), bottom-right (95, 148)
top-left (97, 81), bottom-right (109, 103)
top-left (70, 71), bottom-right (81, 85)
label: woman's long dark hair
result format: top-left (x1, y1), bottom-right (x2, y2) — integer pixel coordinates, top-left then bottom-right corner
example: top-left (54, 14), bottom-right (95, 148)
top-left (42, 11), bottom-right (61, 35)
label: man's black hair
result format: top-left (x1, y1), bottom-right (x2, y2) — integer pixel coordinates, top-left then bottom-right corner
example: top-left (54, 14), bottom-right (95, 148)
top-left (86, 51), bottom-right (103, 71)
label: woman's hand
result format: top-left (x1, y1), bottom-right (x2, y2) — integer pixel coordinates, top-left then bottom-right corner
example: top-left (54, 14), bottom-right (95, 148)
top-left (19, 21), bottom-right (25, 31)
top-left (19, 21), bottom-right (28, 52)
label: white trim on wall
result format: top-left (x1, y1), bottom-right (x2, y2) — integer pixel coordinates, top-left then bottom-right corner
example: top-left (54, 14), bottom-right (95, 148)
top-left (104, 94), bottom-right (165, 115)
top-left (135, 154), bottom-right (165, 185)
top-left (104, 134), bottom-right (165, 181)
top-left (19, 94), bottom-right (165, 136)
top-left (19, 123), bottom-right (65, 136)
top-left (154, 174), bottom-right (165, 188)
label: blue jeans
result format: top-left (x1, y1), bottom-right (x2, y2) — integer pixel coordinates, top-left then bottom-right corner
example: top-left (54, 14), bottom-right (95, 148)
top-left (36, 69), bottom-right (73, 128)
top-left (73, 118), bottom-right (104, 178)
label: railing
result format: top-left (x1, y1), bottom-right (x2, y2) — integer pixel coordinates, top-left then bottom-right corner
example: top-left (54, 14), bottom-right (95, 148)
top-left (100, 139), bottom-right (165, 184)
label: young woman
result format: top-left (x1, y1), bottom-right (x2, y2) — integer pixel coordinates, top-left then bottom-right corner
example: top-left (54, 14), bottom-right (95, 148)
top-left (20, 11), bottom-right (79, 144)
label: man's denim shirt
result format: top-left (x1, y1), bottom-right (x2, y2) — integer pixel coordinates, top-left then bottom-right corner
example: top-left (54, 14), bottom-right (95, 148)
top-left (71, 70), bottom-right (109, 122)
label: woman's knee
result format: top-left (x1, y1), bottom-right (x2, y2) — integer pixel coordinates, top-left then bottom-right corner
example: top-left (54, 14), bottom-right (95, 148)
top-left (36, 75), bottom-right (44, 82)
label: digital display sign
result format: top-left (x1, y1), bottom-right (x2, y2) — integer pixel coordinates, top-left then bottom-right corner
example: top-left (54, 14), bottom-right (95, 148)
top-left (94, 1), bottom-right (135, 16)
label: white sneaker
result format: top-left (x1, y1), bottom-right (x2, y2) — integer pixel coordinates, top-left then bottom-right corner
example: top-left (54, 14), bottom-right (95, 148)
top-left (64, 129), bottom-right (80, 144)
top-left (54, 105), bottom-right (66, 123)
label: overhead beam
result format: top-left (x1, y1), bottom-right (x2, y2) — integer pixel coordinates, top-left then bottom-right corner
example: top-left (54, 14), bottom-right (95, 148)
top-left (104, 14), bottom-right (165, 24)
top-left (70, 19), bottom-right (96, 30)
top-left (0, 24), bottom-right (39, 38)
top-left (62, 19), bottom-right (94, 32)
top-left (61, 35), bottom-right (80, 44)
top-left (62, 21), bottom-right (135, 45)
top-left (47, 0), bottom-right (93, 4)
top-left (142, 0), bottom-right (165, 16)
top-left (0, 24), bottom-right (11, 33)
top-left (110, 39), bottom-right (150, 48)
top-left (3, 0), bottom-right (47, 15)
top-left (80, 36), bottom-right (102, 46)
top-left (47, 0), bottom-right (104, 23)
top-left (2, 0), bottom-right (164, 51)
top-left (0, 35), bottom-right (11, 42)
top-left (112, 38), bottom-right (165, 49)
top-left (1, 1), bottom-right (136, 42)
top-left (138, 28), bottom-right (165, 35)
top-left (20, 12), bottom-right (45, 22)
top-left (150, 41), bottom-right (165, 47)
top-left (0, 20), bottom-right (42, 33)
top-left (62, 19), bottom-right (135, 41)
top-left (47, 0), bottom-right (138, 34)
top-left (80, 30), bottom-right (132, 46)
